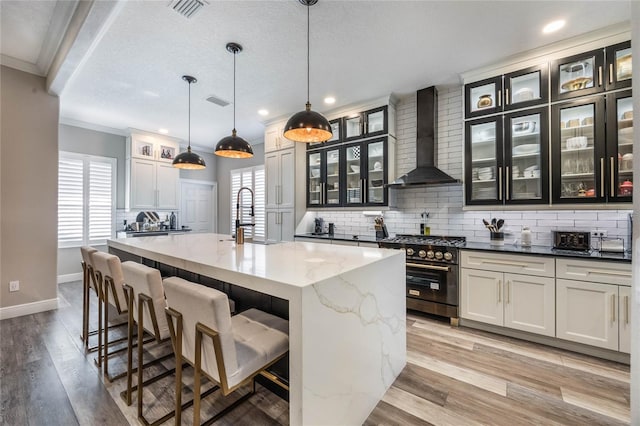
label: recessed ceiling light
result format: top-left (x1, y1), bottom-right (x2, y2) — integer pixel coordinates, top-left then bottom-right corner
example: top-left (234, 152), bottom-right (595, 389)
top-left (324, 96), bottom-right (336, 105)
top-left (258, 109), bottom-right (269, 116)
top-left (158, 128), bottom-right (169, 134)
top-left (543, 19), bottom-right (565, 34)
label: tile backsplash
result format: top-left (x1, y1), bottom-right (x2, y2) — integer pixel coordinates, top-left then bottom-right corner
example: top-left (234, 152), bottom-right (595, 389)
top-left (116, 209), bottom-right (179, 230)
top-left (312, 86), bottom-right (632, 249)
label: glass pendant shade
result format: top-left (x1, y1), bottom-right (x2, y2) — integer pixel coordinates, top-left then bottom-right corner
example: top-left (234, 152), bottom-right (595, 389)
top-left (284, 0), bottom-right (332, 143)
top-left (215, 42), bottom-right (254, 159)
top-left (173, 75), bottom-right (206, 169)
top-left (283, 102), bottom-right (332, 143)
top-left (215, 129), bottom-right (254, 158)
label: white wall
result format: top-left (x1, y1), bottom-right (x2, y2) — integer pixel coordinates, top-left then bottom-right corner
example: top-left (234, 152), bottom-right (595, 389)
top-left (314, 87), bottom-right (632, 247)
top-left (1, 66), bottom-right (59, 309)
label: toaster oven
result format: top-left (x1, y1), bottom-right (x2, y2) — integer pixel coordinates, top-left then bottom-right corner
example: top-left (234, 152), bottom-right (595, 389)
top-left (553, 231), bottom-right (591, 251)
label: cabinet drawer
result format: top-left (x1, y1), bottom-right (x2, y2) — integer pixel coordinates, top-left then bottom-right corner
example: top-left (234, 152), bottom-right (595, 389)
top-left (556, 258), bottom-right (631, 286)
top-left (461, 251), bottom-right (554, 277)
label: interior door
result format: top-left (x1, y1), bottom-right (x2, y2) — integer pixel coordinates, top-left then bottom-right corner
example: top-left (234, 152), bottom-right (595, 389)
top-left (180, 181), bottom-right (215, 233)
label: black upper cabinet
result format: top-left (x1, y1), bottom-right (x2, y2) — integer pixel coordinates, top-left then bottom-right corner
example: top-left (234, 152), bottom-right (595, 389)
top-left (465, 76), bottom-right (503, 118)
top-left (605, 41), bottom-right (632, 91)
top-left (606, 90), bottom-right (633, 202)
top-left (343, 106), bottom-right (388, 142)
top-left (551, 48), bottom-right (605, 101)
top-left (465, 116), bottom-right (504, 205)
top-left (503, 65), bottom-right (549, 112)
top-left (307, 117), bottom-right (342, 150)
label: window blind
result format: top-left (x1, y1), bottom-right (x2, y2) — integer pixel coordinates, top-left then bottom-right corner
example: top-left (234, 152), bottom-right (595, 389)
top-left (58, 152), bottom-right (116, 247)
top-left (230, 165), bottom-right (265, 240)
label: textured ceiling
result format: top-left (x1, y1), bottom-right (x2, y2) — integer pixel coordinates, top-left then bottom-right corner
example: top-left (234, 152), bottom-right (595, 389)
top-left (0, 0), bottom-right (57, 64)
top-left (4, 1), bottom-right (633, 149)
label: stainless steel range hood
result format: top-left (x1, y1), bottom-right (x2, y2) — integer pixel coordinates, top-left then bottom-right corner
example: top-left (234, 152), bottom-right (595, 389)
top-left (388, 86), bottom-right (460, 187)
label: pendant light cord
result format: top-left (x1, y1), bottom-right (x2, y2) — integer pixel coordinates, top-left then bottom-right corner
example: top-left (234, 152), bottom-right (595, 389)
top-left (233, 49), bottom-right (237, 131)
top-left (306, 2), bottom-right (310, 104)
top-left (188, 79), bottom-right (191, 149)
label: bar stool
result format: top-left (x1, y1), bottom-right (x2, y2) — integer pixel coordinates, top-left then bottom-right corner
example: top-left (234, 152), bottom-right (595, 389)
top-left (164, 277), bottom-right (289, 425)
top-left (80, 246), bottom-right (98, 352)
top-left (93, 251), bottom-right (147, 381)
top-left (121, 262), bottom-right (180, 425)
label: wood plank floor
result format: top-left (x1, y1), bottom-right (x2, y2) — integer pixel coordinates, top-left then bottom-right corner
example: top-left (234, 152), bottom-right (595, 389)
top-left (0, 281), bottom-right (630, 425)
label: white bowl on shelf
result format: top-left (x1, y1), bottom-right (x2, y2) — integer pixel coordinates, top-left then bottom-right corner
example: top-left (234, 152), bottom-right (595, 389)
top-left (310, 169), bottom-right (320, 178)
top-left (350, 165), bottom-right (360, 173)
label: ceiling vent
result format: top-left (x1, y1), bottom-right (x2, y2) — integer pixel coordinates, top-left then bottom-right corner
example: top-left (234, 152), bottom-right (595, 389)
top-left (206, 95), bottom-right (230, 107)
top-left (169, 0), bottom-right (206, 19)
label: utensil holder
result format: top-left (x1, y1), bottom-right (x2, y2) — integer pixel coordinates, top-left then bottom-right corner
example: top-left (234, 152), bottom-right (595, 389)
top-left (490, 232), bottom-right (504, 246)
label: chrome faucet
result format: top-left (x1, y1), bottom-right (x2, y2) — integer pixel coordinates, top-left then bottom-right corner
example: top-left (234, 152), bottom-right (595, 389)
top-left (235, 186), bottom-right (255, 244)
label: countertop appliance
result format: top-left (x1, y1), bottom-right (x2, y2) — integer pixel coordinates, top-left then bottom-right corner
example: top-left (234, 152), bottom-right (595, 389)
top-left (553, 230), bottom-right (591, 251)
top-left (313, 217), bottom-right (324, 235)
top-left (379, 234), bottom-right (466, 324)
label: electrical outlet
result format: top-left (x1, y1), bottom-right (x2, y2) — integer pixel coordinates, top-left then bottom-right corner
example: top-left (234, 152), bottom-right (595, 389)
top-left (9, 280), bottom-right (19, 292)
top-left (590, 230), bottom-right (608, 238)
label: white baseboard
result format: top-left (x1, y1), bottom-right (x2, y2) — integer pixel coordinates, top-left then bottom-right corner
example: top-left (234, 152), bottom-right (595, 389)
top-left (0, 298), bottom-right (59, 320)
top-left (57, 272), bottom-right (82, 283)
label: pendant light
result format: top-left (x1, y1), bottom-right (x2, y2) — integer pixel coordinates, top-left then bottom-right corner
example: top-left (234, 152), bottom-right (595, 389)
top-left (215, 42), bottom-right (254, 159)
top-left (283, 0), bottom-right (332, 143)
top-left (173, 75), bottom-right (206, 169)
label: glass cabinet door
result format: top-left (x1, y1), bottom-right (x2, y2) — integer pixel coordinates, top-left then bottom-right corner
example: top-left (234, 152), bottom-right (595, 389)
top-left (504, 65), bottom-right (548, 111)
top-left (465, 117), bottom-right (503, 205)
top-left (606, 41), bottom-right (632, 91)
top-left (345, 144), bottom-right (364, 205)
top-left (344, 114), bottom-right (363, 141)
top-left (307, 152), bottom-right (322, 206)
top-left (505, 108), bottom-right (548, 204)
top-left (325, 148), bottom-right (341, 205)
top-left (607, 90), bottom-right (633, 201)
top-left (364, 107), bottom-right (387, 137)
top-left (552, 97), bottom-right (605, 203)
top-left (365, 139), bottom-right (386, 204)
top-left (551, 48), bottom-right (605, 101)
top-left (465, 76), bottom-right (502, 118)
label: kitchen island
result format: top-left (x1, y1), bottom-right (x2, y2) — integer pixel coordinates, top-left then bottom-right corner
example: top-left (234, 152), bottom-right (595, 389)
top-left (108, 233), bottom-right (406, 426)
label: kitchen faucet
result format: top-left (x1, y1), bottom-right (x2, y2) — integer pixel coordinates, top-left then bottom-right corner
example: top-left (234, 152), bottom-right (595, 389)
top-left (235, 186), bottom-right (255, 244)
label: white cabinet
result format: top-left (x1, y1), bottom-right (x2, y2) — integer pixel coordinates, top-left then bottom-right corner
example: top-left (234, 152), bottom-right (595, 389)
top-left (265, 148), bottom-right (294, 209)
top-left (460, 251), bottom-right (555, 337)
top-left (266, 210), bottom-right (294, 243)
top-left (556, 258), bottom-right (632, 352)
top-left (126, 130), bottom-right (181, 210)
top-left (265, 122), bottom-right (294, 153)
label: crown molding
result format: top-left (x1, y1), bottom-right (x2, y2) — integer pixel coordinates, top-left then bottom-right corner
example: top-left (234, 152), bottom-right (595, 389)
top-left (59, 116), bottom-right (128, 136)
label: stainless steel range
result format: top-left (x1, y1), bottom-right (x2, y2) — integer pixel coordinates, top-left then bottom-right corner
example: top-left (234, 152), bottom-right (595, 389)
top-left (379, 234), bottom-right (466, 325)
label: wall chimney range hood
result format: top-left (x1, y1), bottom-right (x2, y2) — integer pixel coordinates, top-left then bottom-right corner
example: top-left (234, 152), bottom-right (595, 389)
top-left (388, 86), bottom-right (460, 188)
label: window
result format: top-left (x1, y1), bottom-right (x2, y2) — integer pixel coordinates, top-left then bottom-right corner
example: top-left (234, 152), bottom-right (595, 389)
top-left (230, 165), bottom-right (265, 240)
top-left (58, 152), bottom-right (116, 247)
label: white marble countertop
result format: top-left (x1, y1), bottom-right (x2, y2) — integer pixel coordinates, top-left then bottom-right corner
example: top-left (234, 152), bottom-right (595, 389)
top-left (108, 232), bottom-right (402, 288)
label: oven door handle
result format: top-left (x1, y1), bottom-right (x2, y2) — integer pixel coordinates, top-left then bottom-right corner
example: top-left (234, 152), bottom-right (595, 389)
top-left (406, 262), bottom-right (450, 272)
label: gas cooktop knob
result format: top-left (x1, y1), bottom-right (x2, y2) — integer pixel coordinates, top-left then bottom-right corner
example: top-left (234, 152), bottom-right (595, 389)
top-left (426, 250), bottom-right (434, 259)
top-left (444, 252), bottom-right (453, 261)
top-left (418, 250), bottom-right (427, 258)
top-left (435, 251), bottom-right (443, 260)
top-left (406, 248), bottom-right (415, 256)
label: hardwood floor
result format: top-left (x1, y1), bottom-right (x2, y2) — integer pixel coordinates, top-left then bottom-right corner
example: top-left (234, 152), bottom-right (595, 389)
top-left (0, 281), bottom-right (630, 425)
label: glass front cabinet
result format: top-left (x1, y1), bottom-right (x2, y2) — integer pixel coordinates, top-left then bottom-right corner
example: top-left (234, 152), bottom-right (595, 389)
top-left (307, 148), bottom-right (342, 207)
top-left (343, 106), bottom-right (388, 142)
top-left (607, 90), bottom-right (633, 202)
top-left (606, 41), bottom-right (632, 91)
top-left (465, 108), bottom-right (548, 206)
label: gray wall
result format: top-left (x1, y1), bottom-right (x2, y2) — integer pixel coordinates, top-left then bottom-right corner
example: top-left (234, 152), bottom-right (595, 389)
top-left (215, 142), bottom-right (265, 233)
top-left (1, 66), bottom-right (59, 308)
top-left (57, 124), bottom-right (126, 278)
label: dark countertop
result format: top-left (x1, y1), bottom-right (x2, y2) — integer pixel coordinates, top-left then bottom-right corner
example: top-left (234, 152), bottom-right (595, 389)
top-left (463, 241), bottom-right (632, 263)
top-left (124, 228), bottom-right (192, 237)
top-left (294, 233), bottom-right (382, 244)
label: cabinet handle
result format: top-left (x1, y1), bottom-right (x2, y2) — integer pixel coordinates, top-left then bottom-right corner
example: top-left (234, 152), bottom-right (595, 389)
top-left (482, 259), bottom-right (529, 267)
top-left (600, 158), bottom-right (605, 197)
top-left (609, 63), bottom-right (614, 84)
top-left (279, 212), bottom-right (282, 225)
top-left (497, 280), bottom-right (501, 303)
top-left (625, 295), bottom-right (629, 324)
top-left (586, 268), bottom-right (630, 277)
top-left (497, 89), bottom-right (502, 107)
top-left (506, 280), bottom-right (510, 303)
top-left (505, 166), bottom-right (510, 200)
top-left (611, 294), bottom-right (616, 323)
top-left (598, 66), bottom-right (603, 86)
top-left (322, 183), bottom-right (326, 204)
top-left (360, 179), bottom-right (364, 203)
top-left (498, 167), bottom-right (503, 201)
top-left (610, 157), bottom-right (615, 197)
top-left (505, 88), bottom-right (510, 105)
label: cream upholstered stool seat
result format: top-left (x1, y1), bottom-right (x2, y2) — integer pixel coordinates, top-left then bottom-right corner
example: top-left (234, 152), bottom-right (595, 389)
top-left (121, 261), bottom-right (178, 426)
top-left (93, 251), bottom-right (147, 381)
top-left (164, 277), bottom-right (289, 425)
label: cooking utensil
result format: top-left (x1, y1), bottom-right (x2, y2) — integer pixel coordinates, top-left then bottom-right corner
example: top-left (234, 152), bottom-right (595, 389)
top-left (496, 219), bottom-right (504, 231)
